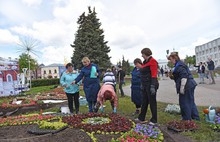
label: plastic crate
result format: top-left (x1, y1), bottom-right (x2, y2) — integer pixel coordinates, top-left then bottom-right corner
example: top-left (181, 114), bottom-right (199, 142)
top-left (79, 97), bottom-right (87, 106)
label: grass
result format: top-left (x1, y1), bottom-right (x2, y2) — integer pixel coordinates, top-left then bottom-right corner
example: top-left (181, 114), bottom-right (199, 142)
top-left (1, 83), bottom-right (220, 141)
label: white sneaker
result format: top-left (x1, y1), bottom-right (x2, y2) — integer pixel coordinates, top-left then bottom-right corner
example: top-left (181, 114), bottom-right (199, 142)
top-left (149, 121), bottom-right (157, 126)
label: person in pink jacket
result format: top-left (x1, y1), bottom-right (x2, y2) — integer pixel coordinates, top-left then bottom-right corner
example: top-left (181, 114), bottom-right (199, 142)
top-left (94, 84), bottom-right (118, 113)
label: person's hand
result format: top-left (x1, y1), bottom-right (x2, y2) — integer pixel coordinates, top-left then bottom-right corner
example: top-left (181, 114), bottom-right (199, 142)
top-left (71, 81), bottom-right (76, 85)
top-left (95, 72), bottom-right (98, 76)
top-left (150, 85), bottom-right (156, 95)
top-left (100, 106), bottom-right (104, 113)
top-left (113, 107), bottom-right (117, 113)
top-left (180, 85), bottom-right (185, 94)
top-left (180, 78), bottom-right (187, 94)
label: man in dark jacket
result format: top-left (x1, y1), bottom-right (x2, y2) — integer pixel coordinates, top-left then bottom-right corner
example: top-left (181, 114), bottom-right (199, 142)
top-left (117, 65), bottom-right (125, 97)
top-left (207, 57), bottom-right (215, 84)
top-left (168, 52), bottom-right (200, 121)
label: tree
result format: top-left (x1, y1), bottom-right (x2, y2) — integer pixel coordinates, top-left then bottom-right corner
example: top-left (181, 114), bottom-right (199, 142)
top-left (18, 53), bottom-right (38, 73)
top-left (184, 55), bottom-right (196, 66)
top-left (71, 7), bottom-right (111, 69)
top-left (167, 61), bottom-right (174, 69)
top-left (121, 56), bottom-right (131, 75)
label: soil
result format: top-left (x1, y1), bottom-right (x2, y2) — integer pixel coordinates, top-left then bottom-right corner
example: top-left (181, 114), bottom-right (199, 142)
top-left (0, 124), bottom-right (198, 142)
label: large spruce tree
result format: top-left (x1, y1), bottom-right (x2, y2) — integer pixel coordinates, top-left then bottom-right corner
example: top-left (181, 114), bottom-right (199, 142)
top-left (71, 7), bottom-right (111, 69)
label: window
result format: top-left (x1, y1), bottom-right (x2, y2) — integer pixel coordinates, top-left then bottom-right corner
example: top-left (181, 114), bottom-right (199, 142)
top-left (6, 74), bottom-right (12, 82)
top-left (49, 70), bottom-right (51, 74)
top-left (54, 69), bottom-right (57, 74)
top-left (44, 70), bottom-right (46, 74)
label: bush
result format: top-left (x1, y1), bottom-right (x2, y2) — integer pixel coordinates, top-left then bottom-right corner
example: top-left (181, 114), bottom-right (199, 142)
top-left (32, 79), bottom-right (60, 87)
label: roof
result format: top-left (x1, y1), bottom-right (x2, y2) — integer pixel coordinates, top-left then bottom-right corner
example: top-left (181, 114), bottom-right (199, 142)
top-left (44, 63), bottom-right (64, 67)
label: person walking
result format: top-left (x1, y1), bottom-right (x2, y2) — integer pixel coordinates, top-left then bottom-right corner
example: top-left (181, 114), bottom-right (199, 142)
top-left (131, 58), bottom-right (142, 115)
top-left (160, 67), bottom-right (164, 77)
top-left (194, 62), bottom-right (205, 84)
top-left (207, 57), bottom-right (216, 84)
top-left (117, 65), bottom-right (125, 97)
top-left (60, 63), bottom-right (80, 114)
top-left (135, 48), bottom-right (159, 125)
top-left (72, 57), bottom-right (100, 112)
top-left (168, 52), bottom-right (200, 121)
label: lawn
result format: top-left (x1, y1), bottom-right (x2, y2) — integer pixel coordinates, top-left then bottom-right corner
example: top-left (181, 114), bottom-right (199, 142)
top-left (2, 83), bottom-right (220, 142)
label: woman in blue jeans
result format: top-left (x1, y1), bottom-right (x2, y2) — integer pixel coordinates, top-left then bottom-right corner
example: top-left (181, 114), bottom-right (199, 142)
top-left (168, 52), bottom-right (200, 120)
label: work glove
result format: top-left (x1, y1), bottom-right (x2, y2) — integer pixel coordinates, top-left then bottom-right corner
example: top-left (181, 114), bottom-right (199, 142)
top-left (100, 106), bottom-right (104, 113)
top-left (113, 107), bottom-right (117, 113)
top-left (180, 78), bottom-right (187, 94)
top-left (150, 85), bottom-right (156, 95)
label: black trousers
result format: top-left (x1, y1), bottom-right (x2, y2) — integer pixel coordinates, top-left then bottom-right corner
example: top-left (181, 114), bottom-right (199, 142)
top-left (66, 92), bottom-right (79, 113)
top-left (138, 86), bottom-right (157, 123)
top-left (119, 82), bottom-right (124, 96)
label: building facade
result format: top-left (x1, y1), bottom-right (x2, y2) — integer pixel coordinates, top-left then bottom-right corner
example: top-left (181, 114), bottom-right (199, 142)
top-left (41, 64), bottom-right (65, 79)
top-left (195, 37), bottom-right (220, 67)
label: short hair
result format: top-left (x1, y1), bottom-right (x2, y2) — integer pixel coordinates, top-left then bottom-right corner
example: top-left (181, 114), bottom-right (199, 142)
top-left (82, 57), bottom-right (90, 63)
top-left (168, 52), bottom-right (180, 61)
top-left (133, 58), bottom-right (142, 64)
top-left (66, 63), bottom-right (73, 69)
top-left (141, 48), bottom-right (152, 56)
top-left (106, 68), bottom-right (112, 72)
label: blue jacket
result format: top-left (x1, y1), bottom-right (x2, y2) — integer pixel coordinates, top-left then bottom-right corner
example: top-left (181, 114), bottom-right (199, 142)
top-left (75, 63), bottom-right (100, 102)
top-left (60, 71), bottom-right (81, 94)
top-left (173, 61), bottom-right (197, 94)
top-left (131, 67), bottom-right (142, 106)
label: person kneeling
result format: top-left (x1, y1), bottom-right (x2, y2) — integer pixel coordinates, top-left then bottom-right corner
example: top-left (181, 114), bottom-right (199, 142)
top-left (94, 84), bottom-right (118, 113)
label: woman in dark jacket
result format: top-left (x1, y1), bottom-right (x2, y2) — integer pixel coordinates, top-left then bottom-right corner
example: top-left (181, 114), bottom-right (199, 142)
top-left (72, 57), bottom-right (100, 112)
top-left (135, 48), bottom-right (159, 125)
top-left (131, 58), bottom-right (142, 115)
top-left (168, 52), bottom-right (200, 120)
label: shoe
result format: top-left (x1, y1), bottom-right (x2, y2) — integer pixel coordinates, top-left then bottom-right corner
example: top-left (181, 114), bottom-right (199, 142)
top-left (134, 118), bottom-right (147, 124)
top-left (149, 121), bottom-right (157, 126)
top-left (132, 110), bottom-right (140, 116)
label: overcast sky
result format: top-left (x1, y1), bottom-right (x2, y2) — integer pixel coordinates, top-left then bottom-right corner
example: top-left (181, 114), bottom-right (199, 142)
top-left (0, 0), bottom-right (220, 65)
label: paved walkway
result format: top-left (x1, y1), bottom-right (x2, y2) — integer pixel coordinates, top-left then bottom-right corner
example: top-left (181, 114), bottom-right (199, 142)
top-left (123, 77), bottom-right (220, 107)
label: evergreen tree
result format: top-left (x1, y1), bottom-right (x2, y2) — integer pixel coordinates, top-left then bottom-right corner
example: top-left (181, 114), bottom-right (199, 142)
top-left (121, 56), bottom-right (131, 75)
top-left (71, 7), bottom-right (111, 69)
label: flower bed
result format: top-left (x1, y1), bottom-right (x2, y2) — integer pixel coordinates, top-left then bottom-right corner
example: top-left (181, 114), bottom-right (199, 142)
top-left (0, 98), bottom-right (37, 108)
top-left (36, 87), bottom-right (67, 100)
top-left (113, 123), bottom-right (164, 142)
top-left (0, 114), bottom-right (55, 127)
top-left (164, 104), bottom-right (181, 114)
top-left (62, 113), bottom-right (134, 133)
top-left (210, 115), bottom-right (220, 132)
top-left (167, 120), bottom-right (198, 132)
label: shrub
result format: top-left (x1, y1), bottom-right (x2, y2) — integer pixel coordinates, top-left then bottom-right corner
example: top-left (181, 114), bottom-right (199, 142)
top-left (32, 79), bottom-right (60, 87)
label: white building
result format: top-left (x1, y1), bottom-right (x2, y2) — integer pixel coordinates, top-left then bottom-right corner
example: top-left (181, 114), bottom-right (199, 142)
top-left (41, 63), bottom-right (65, 79)
top-left (157, 59), bottom-right (169, 70)
top-left (195, 37), bottom-right (220, 67)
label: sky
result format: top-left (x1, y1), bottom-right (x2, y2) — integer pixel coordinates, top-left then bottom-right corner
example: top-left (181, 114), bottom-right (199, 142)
top-left (0, 0), bottom-right (220, 66)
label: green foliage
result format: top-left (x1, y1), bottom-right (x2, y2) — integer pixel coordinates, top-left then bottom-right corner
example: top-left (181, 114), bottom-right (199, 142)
top-left (18, 53), bottom-right (38, 72)
top-left (122, 56), bottom-right (131, 75)
top-left (31, 79), bottom-right (60, 87)
top-left (71, 6), bottom-right (111, 69)
top-left (167, 61), bottom-right (174, 68)
top-left (184, 55), bottom-right (196, 66)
